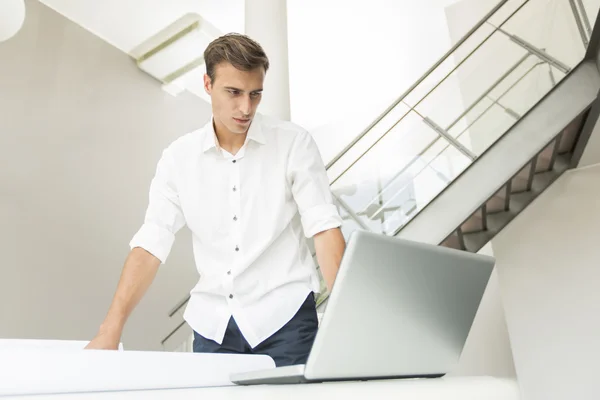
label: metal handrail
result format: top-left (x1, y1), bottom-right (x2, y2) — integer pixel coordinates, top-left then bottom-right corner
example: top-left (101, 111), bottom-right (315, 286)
top-left (328, 0), bottom-right (532, 187)
top-left (489, 23), bottom-right (571, 73)
top-left (445, 53), bottom-right (532, 131)
top-left (570, 0), bottom-right (590, 48)
top-left (452, 60), bottom-right (548, 140)
top-left (388, 63), bottom-right (554, 237)
top-left (576, 0), bottom-right (593, 36)
top-left (358, 57), bottom-right (549, 222)
top-left (324, 0), bottom-right (511, 171)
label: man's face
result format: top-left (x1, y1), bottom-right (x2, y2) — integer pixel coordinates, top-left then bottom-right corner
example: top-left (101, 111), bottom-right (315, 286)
top-left (204, 62), bottom-right (265, 135)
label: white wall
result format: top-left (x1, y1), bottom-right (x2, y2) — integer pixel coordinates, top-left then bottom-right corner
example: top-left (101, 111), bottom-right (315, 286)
top-left (245, 0), bottom-right (291, 120)
top-left (491, 164), bottom-right (600, 400)
top-left (452, 244), bottom-right (516, 378)
top-left (0, 1), bottom-right (209, 350)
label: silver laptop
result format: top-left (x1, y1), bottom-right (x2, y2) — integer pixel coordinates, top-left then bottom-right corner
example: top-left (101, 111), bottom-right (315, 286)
top-left (231, 229), bottom-right (495, 385)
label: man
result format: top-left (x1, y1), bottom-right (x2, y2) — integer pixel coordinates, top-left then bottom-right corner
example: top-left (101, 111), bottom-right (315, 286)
top-left (86, 33), bottom-right (346, 367)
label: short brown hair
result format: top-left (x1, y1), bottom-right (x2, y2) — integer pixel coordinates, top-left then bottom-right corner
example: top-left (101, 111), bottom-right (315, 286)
top-left (204, 33), bottom-right (269, 83)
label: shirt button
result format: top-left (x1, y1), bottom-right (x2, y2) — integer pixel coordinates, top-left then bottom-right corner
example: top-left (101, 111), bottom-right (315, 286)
top-left (233, 215), bottom-right (238, 221)
top-left (233, 186), bottom-right (237, 192)
top-left (232, 160), bottom-right (237, 164)
top-left (227, 270), bottom-right (231, 275)
top-left (229, 294), bottom-right (233, 299)
top-left (235, 246), bottom-right (239, 252)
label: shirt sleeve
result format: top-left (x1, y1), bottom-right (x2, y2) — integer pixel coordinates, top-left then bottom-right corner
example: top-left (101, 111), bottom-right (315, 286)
top-left (129, 147), bottom-right (186, 263)
top-left (287, 130), bottom-right (343, 238)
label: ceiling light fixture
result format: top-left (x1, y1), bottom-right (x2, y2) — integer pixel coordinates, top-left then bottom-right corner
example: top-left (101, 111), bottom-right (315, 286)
top-left (130, 13), bottom-right (221, 101)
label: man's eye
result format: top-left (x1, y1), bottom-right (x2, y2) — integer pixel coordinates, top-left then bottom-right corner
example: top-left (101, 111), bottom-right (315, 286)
top-left (250, 92), bottom-right (261, 98)
top-left (228, 90), bottom-right (239, 95)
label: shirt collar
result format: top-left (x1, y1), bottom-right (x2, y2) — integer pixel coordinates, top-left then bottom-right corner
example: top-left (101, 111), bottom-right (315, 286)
top-left (247, 113), bottom-right (267, 145)
top-left (200, 114), bottom-right (266, 154)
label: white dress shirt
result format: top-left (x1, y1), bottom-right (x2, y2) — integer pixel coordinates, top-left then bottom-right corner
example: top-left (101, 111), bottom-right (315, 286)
top-left (129, 113), bottom-right (343, 348)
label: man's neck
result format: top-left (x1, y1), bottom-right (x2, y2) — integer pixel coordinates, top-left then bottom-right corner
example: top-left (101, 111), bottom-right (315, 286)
top-left (214, 120), bottom-right (247, 155)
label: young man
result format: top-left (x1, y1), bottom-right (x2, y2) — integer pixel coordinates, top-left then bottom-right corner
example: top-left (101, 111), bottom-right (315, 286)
top-left (86, 33), bottom-right (346, 366)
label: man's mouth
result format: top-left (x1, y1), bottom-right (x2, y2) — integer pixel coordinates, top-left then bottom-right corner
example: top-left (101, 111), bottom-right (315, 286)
top-left (233, 117), bottom-right (250, 124)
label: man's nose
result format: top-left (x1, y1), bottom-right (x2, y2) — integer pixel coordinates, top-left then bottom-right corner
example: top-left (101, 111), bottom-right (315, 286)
top-left (239, 96), bottom-right (252, 116)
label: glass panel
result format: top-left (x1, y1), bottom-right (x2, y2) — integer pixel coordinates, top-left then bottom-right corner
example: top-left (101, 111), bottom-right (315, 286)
top-left (403, 24), bottom-right (496, 107)
top-left (331, 0), bottom-right (593, 237)
top-left (403, 0), bottom-right (534, 109)
top-left (489, 0), bottom-right (528, 27)
top-left (331, 111), bottom-right (441, 233)
top-left (362, 137), bottom-right (455, 231)
top-left (325, 0), bottom-right (529, 176)
top-left (382, 144), bottom-right (472, 235)
top-left (364, 139), bottom-right (443, 213)
top-left (455, 102), bottom-right (518, 156)
top-left (498, 61), bottom-right (557, 115)
top-left (333, 134), bottom-right (472, 235)
top-left (453, 58), bottom-right (566, 155)
top-left (415, 30), bottom-right (530, 129)
top-left (447, 56), bottom-right (561, 156)
top-left (486, 53), bottom-right (544, 100)
top-left (501, 0), bottom-right (587, 69)
top-left (327, 101), bottom-right (411, 183)
top-left (447, 96), bottom-right (496, 137)
top-left (581, 0), bottom-right (600, 28)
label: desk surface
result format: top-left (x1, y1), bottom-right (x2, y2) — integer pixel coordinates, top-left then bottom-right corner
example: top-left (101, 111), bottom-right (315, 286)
top-left (0, 341), bottom-right (520, 399)
top-left (5, 377), bottom-right (520, 400)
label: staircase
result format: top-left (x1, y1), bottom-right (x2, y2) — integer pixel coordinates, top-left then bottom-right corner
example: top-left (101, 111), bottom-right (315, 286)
top-left (441, 110), bottom-right (588, 253)
top-left (325, 0), bottom-right (600, 258)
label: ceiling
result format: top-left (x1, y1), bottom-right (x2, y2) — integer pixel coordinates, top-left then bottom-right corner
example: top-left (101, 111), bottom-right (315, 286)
top-left (39, 0), bottom-right (245, 54)
top-left (38, 0), bottom-right (245, 102)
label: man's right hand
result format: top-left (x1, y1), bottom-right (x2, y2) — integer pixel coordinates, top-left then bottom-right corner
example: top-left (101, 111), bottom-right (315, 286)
top-left (85, 248), bottom-right (161, 351)
top-left (85, 329), bottom-right (121, 350)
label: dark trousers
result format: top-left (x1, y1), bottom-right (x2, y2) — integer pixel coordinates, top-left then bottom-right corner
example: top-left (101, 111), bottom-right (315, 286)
top-left (193, 292), bottom-right (318, 367)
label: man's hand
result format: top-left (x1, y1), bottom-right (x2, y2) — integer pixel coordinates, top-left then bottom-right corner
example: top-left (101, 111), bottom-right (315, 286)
top-left (85, 247), bottom-right (161, 350)
top-left (85, 328), bottom-right (121, 350)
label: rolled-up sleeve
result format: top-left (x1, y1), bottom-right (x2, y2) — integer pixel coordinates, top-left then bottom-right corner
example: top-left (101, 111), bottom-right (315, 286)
top-left (129, 147), bottom-right (186, 263)
top-left (287, 131), bottom-right (343, 238)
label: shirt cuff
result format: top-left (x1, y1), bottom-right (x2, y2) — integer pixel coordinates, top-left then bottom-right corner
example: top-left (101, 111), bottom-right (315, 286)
top-left (301, 204), bottom-right (343, 238)
top-left (129, 222), bottom-right (176, 264)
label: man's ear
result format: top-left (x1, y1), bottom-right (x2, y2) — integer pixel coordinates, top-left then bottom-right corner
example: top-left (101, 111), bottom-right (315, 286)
top-left (203, 74), bottom-right (212, 95)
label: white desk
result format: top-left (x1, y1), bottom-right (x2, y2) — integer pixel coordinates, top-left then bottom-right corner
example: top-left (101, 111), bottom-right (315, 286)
top-left (4, 377), bottom-right (520, 400)
top-left (0, 340), bottom-right (520, 400)
top-left (0, 347), bottom-right (274, 396)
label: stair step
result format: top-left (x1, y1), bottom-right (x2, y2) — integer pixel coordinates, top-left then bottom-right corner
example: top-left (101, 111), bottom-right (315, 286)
top-left (440, 231), bottom-right (462, 250)
top-left (508, 190), bottom-right (536, 213)
top-left (458, 155), bottom-right (569, 252)
top-left (463, 211), bottom-right (516, 253)
top-left (463, 231), bottom-right (494, 253)
top-left (558, 111), bottom-right (585, 153)
top-left (461, 209), bottom-right (483, 234)
top-left (486, 187), bottom-right (507, 213)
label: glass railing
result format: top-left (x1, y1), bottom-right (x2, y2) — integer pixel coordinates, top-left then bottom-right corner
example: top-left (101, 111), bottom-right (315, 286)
top-left (327, 0), bottom-right (600, 239)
